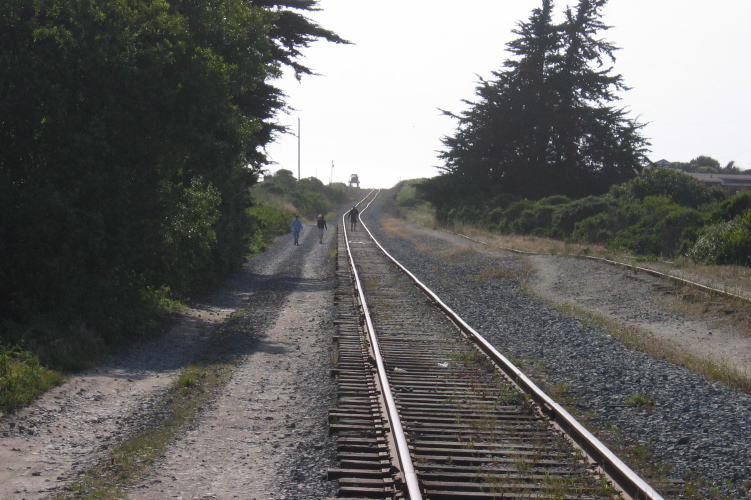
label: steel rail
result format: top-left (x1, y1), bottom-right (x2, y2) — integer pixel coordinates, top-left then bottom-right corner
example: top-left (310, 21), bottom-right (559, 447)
top-left (342, 190), bottom-right (423, 500)
top-left (358, 203), bottom-right (665, 500)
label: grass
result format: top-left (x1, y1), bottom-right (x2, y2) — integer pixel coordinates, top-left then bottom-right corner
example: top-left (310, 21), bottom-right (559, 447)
top-left (0, 345), bottom-right (66, 412)
top-left (53, 362), bottom-right (233, 499)
top-left (625, 393), bottom-right (656, 410)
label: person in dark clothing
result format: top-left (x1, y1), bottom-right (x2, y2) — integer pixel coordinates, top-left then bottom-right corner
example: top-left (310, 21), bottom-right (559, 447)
top-left (317, 214), bottom-right (327, 244)
top-left (348, 206), bottom-right (359, 231)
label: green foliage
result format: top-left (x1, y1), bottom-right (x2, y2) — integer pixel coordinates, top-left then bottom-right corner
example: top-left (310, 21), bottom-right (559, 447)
top-left (538, 195), bottom-right (571, 206)
top-left (427, 164), bottom-right (750, 263)
top-left (607, 197), bottom-right (703, 256)
top-left (710, 191), bottom-right (751, 222)
top-left (552, 196), bottom-right (615, 234)
top-left (254, 170), bottom-right (345, 217)
top-left (246, 205), bottom-right (292, 255)
top-left (616, 167), bottom-right (716, 208)
top-left (0, 0), bottom-right (345, 370)
top-left (686, 211), bottom-right (751, 266)
top-left (570, 212), bottom-right (617, 244)
top-left (425, 0), bottom-right (647, 213)
top-left (394, 180), bottom-right (424, 207)
top-left (0, 344), bottom-right (65, 411)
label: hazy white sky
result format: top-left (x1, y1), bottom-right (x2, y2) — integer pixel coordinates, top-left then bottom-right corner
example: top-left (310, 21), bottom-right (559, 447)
top-left (265, 0), bottom-right (751, 189)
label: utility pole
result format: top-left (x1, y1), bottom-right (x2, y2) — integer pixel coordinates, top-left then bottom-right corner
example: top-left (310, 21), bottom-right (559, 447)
top-left (330, 160), bottom-right (334, 184)
top-left (297, 117), bottom-right (301, 181)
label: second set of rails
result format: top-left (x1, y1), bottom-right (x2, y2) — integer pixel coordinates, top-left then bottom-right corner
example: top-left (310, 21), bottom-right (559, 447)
top-left (327, 191), bottom-right (664, 500)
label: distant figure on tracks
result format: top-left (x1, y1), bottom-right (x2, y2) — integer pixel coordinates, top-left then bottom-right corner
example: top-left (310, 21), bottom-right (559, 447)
top-left (317, 214), bottom-right (327, 244)
top-left (348, 205), bottom-right (359, 231)
top-left (291, 214), bottom-right (303, 245)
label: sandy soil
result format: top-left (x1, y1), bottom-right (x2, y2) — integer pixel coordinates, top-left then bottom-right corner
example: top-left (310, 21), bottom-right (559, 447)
top-left (525, 253), bottom-right (751, 377)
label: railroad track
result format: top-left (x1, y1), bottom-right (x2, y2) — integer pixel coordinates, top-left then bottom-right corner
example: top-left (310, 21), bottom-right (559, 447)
top-left (327, 191), bottom-right (664, 500)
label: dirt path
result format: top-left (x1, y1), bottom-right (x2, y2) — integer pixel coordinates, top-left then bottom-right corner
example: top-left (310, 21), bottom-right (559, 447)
top-left (0, 308), bottom-right (230, 498)
top-left (525, 254), bottom-right (751, 377)
top-left (132, 229), bottom-right (338, 499)
top-left (0, 216), bottom-right (340, 499)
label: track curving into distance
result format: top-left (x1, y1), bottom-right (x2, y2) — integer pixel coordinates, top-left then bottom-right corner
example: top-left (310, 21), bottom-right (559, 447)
top-left (328, 191), bottom-right (663, 500)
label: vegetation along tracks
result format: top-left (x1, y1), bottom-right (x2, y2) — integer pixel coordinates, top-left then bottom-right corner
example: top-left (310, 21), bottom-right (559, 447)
top-left (327, 191), bottom-right (664, 499)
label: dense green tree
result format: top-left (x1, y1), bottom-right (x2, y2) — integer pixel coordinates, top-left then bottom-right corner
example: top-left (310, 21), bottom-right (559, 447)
top-left (423, 0), bottom-right (647, 211)
top-left (690, 155), bottom-right (721, 171)
top-left (436, 0), bottom-right (559, 201)
top-left (0, 0), bottom-right (345, 357)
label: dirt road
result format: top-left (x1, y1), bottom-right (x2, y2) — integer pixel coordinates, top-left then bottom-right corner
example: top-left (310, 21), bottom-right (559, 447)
top-left (0, 214), bottom-right (341, 499)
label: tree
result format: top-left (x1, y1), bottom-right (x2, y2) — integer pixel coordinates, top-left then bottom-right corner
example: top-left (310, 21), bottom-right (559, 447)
top-left (548, 0), bottom-right (647, 196)
top-left (0, 0), bottom-right (346, 353)
top-left (436, 0), bottom-right (560, 201)
top-left (424, 0), bottom-right (647, 211)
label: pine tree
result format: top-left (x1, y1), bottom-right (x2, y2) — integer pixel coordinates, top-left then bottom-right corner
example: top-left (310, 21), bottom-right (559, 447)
top-left (427, 0), bottom-right (647, 207)
top-left (548, 0), bottom-right (647, 197)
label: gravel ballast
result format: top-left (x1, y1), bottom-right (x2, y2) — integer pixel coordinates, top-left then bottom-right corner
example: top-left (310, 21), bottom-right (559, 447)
top-left (362, 199), bottom-right (751, 498)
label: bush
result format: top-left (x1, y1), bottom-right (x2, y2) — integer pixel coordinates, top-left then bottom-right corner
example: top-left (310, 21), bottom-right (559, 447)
top-left (618, 167), bottom-right (716, 208)
top-left (570, 212), bottom-right (617, 244)
top-left (496, 199), bottom-right (536, 232)
top-left (0, 344), bottom-right (65, 411)
top-left (710, 191), bottom-right (751, 222)
top-left (394, 181), bottom-right (423, 207)
top-left (687, 210), bottom-right (751, 265)
top-left (538, 195), bottom-right (571, 206)
top-left (246, 206), bottom-right (292, 255)
top-left (608, 198), bottom-right (704, 257)
top-left (510, 205), bottom-right (555, 234)
top-left (552, 196), bottom-right (614, 235)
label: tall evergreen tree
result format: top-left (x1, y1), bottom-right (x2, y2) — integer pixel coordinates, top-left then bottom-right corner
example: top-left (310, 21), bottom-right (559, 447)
top-left (439, 0), bottom-right (559, 201)
top-left (549, 0), bottom-right (647, 197)
top-left (426, 0), bottom-right (647, 209)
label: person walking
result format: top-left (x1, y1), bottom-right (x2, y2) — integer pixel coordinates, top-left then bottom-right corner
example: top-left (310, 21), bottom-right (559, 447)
top-left (347, 205), bottom-right (359, 231)
top-left (317, 214), bottom-right (327, 244)
top-left (291, 214), bottom-right (303, 245)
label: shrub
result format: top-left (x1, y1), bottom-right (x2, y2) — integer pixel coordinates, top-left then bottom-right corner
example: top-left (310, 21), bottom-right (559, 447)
top-left (0, 344), bottom-right (65, 411)
top-left (570, 212), bottom-right (617, 244)
top-left (395, 182), bottom-right (421, 207)
top-left (246, 206), bottom-right (291, 255)
top-left (489, 193), bottom-right (520, 210)
top-left (687, 210), bottom-right (751, 266)
top-left (552, 196), bottom-right (614, 235)
top-left (496, 199), bottom-right (535, 232)
top-left (538, 195), bottom-right (571, 206)
top-left (509, 205), bottom-right (555, 234)
top-left (709, 191), bottom-right (751, 222)
top-left (608, 198), bottom-right (704, 257)
top-left (652, 207), bottom-right (704, 255)
top-left (618, 167), bottom-right (716, 208)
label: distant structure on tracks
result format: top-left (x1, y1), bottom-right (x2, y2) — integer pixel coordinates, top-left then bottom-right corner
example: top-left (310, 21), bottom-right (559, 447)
top-left (349, 174), bottom-right (360, 188)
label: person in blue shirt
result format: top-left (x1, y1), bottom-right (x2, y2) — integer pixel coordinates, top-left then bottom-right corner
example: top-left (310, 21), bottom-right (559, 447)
top-left (291, 215), bottom-right (303, 245)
